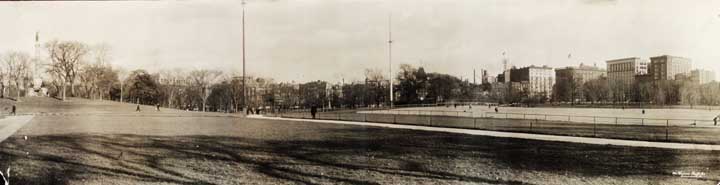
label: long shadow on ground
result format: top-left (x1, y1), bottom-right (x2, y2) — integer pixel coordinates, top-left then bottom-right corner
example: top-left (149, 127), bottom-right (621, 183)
top-left (0, 126), bottom-right (717, 184)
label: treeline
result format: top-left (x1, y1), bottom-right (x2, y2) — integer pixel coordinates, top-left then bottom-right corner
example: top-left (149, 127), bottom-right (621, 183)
top-left (541, 73), bottom-right (717, 106)
top-left (14, 39), bottom-right (718, 112)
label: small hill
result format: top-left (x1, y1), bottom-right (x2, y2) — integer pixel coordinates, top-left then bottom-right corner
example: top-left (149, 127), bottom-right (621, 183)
top-left (0, 97), bottom-right (176, 115)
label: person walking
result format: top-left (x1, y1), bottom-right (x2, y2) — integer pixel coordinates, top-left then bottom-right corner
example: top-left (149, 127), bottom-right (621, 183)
top-left (642, 109), bottom-right (645, 114)
top-left (494, 107), bottom-right (498, 113)
top-left (136, 105), bottom-right (141, 112)
top-left (156, 104), bottom-right (161, 111)
top-left (310, 105), bottom-right (317, 119)
top-left (714, 115), bottom-right (718, 126)
top-left (11, 105), bottom-right (16, 116)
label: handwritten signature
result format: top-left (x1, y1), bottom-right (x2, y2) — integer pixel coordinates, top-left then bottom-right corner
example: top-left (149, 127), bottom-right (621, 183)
top-left (672, 171), bottom-right (705, 178)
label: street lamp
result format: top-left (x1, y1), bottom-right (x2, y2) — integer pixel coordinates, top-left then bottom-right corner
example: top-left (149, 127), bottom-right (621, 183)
top-left (242, 0), bottom-right (247, 113)
top-left (388, 13), bottom-right (394, 108)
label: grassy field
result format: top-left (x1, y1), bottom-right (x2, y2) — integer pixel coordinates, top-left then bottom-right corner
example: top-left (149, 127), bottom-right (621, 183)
top-left (390, 105), bottom-right (720, 124)
top-left (0, 99), bottom-right (718, 184)
top-left (282, 111), bottom-right (720, 145)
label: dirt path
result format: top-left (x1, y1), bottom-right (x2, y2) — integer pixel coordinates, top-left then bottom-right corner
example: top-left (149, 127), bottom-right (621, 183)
top-left (0, 116), bottom-right (34, 142)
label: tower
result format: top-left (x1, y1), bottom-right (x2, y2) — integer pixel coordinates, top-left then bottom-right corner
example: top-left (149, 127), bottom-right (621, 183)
top-left (388, 13), bottom-right (394, 108)
top-left (30, 31), bottom-right (43, 96)
top-left (502, 52), bottom-right (511, 83)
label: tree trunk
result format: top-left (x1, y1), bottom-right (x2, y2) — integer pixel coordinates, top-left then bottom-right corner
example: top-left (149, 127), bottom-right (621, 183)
top-left (62, 84), bottom-right (66, 101)
top-left (16, 84), bottom-right (20, 102)
top-left (120, 82), bottom-right (124, 103)
top-left (168, 90), bottom-right (174, 108)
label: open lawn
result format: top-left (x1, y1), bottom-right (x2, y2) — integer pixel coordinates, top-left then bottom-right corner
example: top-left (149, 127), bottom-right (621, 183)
top-left (0, 99), bottom-right (718, 184)
top-left (390, 105), bottom-right (720, 125)
top-left (282, 111), bottom-right (720, 145)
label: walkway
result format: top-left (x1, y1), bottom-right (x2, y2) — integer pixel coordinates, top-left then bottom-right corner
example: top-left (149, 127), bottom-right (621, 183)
top-left (251, 115), bottom-right (720, 151)
top-left (0, 115), bottom-right (34, 142)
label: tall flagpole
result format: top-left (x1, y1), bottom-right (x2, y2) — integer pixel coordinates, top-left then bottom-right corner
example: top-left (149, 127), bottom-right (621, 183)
top-left (242, 0), bottom-right (247, 112)
top-left (388, 13), bottom-right (394, 108)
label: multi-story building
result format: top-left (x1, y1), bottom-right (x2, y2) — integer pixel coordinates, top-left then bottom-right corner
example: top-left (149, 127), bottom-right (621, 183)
top-left (555, 63), bottom-right (607, 85)
top-left (606, 57), bottom-right (648, 101)
top-left (649, 55), bottom-right (691, 81)
top-left (484, 75), bottom-right (497, 84)
top-left (690, 69), bottom-right (716, 84)
top-left (508, 65), bottom-right (555, 97)
top-left (555, 63), bottom-right (606, 101)
top-left (607, 57), bottom-right (647, 85)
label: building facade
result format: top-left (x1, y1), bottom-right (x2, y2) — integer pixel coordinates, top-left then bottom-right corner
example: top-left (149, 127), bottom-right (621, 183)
top-left (555, 63), bottom-right (607, 101)
top-left (555, 63), bottom-right (607, 85)
top-left (607, 57), bottom-right (648, 86)
top-left (690, 69), bottom-right (716, 84)
top-left (606, 57), bottom-right (648, 101)
top-left (649, 55), bottom-right (691, 81)
top-left (508, 65), bottom-right (555, 97)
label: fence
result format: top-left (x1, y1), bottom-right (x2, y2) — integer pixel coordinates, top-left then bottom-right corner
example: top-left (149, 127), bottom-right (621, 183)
top-left (274, 110), bottom-right (720, 145)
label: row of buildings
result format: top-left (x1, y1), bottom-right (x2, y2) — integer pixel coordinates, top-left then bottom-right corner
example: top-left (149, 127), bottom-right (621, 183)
top-left (485, 55), bottom-right (716, 100)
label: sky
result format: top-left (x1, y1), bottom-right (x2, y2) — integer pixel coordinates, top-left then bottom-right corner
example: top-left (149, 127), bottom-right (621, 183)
top-left (1, 0), bottom-right (720, 83)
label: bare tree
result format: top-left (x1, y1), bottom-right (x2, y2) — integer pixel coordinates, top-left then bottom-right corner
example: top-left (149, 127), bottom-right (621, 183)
top-left (158, 68), bottom-right (186, 108)
top-left (78, 44), bottom-right (114, 100)
top-left (188, 69), bottom-right (223, 112)
top-left (3, 52), bottom-right (31, 101)
top-left (46, 40), bottom-right (88, 101)
top-left (116, 68), bottom-right (129, 102)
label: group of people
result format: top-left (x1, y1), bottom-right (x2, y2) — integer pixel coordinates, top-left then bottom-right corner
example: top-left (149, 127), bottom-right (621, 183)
top-left (135, 104), bottom-right (162, 112)
top-left (246, 107), bottom-right (263, 115)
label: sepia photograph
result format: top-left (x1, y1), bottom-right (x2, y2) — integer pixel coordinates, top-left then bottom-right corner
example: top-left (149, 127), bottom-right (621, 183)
top-left (0, 0), bottom-right (718, 184)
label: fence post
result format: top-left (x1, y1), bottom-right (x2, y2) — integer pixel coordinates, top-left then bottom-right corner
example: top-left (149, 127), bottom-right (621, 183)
top-left (393, 113), bottom-right (396, 124)
top-left (593, 120), bottom-right (597, 137)
top-left (666, 120), bottom-right (669, 141)
top-left (474, 117), bottom-right (477, 129)
top-left (641, 119), bottom-right (644, 126)
top-left (530, 119), bottom-right (534, 131)
top-left (364, 113), bottom-right (368, 122)
top-left (615, 117), bottom-right (618, 125)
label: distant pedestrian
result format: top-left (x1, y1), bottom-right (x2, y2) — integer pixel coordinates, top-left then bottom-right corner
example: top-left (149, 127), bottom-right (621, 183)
top-left (156, 104), bottom-right (161, 111)
top-left (454, 104), bottom-right (457, 109)
top-left (310, 106), bottom-right (318, 119)
top-left (11, 105), bottom-right (16, 116)
top-left (642, 109), bottom-right (645, 114)
top-left (714, 116), bottom-right (718, 126)
top-left (494, 107), bottom-right (498, 113)
top-left (136, 105), bottom-right (141, 112)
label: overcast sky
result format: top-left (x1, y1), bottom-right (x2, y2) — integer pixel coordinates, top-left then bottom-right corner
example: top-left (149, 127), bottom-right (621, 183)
top-left (1, 0), bottom-right (720, 83)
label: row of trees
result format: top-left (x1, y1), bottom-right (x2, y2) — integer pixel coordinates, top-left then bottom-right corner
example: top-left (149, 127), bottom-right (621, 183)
top-left (522, 73), bottom-right (717, 106)
top-left (23, 39), bottom-right (720, 112)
